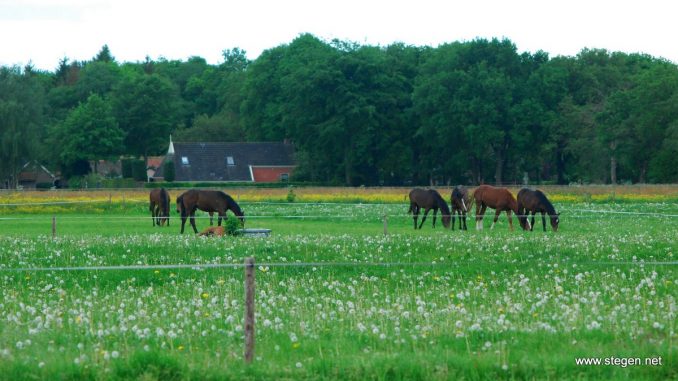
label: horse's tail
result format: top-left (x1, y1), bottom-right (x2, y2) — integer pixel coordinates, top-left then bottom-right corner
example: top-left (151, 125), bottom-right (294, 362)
top-left (467, 190), bottom-right (476, 214)
top-left (176, 194), bottom-right (184, 215)
top-left (161, 189), bottom-right (169, 213)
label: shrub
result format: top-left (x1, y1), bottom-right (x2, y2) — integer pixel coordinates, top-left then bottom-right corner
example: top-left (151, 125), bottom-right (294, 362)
top-left (131, 159), bottom-right (146, 181)
top-left (224, 215), bottom-right (242, 235)
top-left (164, 160), bottom-right (175, 182)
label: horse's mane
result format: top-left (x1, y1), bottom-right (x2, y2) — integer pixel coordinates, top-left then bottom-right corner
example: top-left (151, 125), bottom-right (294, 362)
top-left (536, 190), bottom-right (557, 215)
top-left (429, 190), bottom-right (451, 215)
top-left (220, 192), bottom-right (243, 216)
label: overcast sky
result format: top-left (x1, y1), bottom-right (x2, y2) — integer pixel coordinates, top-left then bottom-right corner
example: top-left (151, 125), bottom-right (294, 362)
top-left (2, 0), bottom-right (677, 71)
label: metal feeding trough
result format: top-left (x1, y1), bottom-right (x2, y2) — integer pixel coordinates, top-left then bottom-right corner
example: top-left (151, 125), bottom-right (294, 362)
top-left (237, 228), bottom-right (272, 237)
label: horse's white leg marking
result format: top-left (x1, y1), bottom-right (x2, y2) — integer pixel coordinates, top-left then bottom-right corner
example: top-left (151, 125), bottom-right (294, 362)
top-left (490, 221), bottom-right (495, 229)
top-left (461, 199), bottom-right (467, 213)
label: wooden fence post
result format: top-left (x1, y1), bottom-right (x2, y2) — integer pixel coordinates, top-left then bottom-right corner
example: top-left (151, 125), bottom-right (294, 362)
top-left (244, 257), bottom-right (255, 363)
top-left (52, 216), bottom-right (56, 239)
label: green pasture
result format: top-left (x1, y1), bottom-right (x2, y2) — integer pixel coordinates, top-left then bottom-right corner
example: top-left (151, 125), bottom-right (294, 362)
top-left (0, 201), bottom-right (676, 380)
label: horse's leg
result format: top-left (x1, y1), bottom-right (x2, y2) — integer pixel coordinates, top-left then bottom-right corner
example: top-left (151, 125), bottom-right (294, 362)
top-left (419, 208), bottom-right (431, 229)
top-left (530, 212), bottom-right (536, 231)
top-left (151, 203), bottom-right (156, 227)
top-left (209, 212), bottom-right (214, 226)
top-left (476, 204), bottom-right (486, 230)
top-left (155, 205), bottom-right (162, 226)
top-left (490, 208), bottom-right (501, 229)
top-left (189, 208), bottom-right (199, 234)
top-left (218, 209), bottom-right (226, 226)
top-left (412, 205), bottom-right (419, 229)
top-left (451, 209), bottom-right (456, 231)
top-left (507, 210), bottom-right (514, 231)
top-left (541, 211), bottom-right (547, 232)
top-left (522, 209), bottom-right (531, 230)
top-left (432, 208), bottom-right (438, 228)
top-left (462, 211), bottom-right (467, 230)
top-left (180, 213), bottom-right (187, 234)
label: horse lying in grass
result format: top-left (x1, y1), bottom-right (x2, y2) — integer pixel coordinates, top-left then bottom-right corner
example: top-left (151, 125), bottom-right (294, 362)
top-left (198, 226), bottom-right (225, 237)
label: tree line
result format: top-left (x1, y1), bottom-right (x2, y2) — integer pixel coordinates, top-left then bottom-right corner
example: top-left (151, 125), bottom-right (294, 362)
top-left (1, 35), bottom-right (677, 187)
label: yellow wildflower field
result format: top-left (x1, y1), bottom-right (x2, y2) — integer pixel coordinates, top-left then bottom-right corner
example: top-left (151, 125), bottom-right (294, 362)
top-left (1, 184), bottom-right (677, 212)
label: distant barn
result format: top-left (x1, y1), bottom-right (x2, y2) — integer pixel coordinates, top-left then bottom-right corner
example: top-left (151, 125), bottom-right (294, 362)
top-left (13, 161), bottom-right (58, 189)
top-left (155, 140), bottom-right (296, 183)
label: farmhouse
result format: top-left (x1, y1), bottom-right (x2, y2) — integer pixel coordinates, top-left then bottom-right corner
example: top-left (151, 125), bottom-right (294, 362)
top-left (155, 139), bottom-right (296, 182)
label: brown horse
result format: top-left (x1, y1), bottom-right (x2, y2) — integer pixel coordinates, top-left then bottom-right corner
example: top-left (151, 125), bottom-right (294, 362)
top-left (149, 188), bottom-right (170, 227)
top-left (470, 185), bottom-right (525, 231)
top-left (517, 188), bottom-right (560, 232)
top-left (176, 189), bottom-right (245, 234)
top-left (408, 188), bottom-right (451, 229)
top-left (450, 185), bottom-right (471, 230)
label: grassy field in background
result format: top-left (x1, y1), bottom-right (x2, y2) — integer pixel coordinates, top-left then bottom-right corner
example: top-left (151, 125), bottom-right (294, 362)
top-left (0, 188), bottom-right (676, 380)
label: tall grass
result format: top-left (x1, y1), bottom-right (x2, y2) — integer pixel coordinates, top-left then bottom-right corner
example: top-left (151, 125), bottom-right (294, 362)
top-left (0, 199), bottom-right (675, 380)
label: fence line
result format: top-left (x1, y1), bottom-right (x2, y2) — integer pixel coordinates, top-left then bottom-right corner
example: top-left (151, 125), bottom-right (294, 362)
top-left (1, 212), bottom-right (678, 221)
top-left (1, 260), bottom-right (676, 273)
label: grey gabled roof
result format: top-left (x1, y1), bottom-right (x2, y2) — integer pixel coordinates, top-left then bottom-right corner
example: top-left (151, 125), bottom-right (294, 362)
top-left (158, 142), bottom-right (295, 182)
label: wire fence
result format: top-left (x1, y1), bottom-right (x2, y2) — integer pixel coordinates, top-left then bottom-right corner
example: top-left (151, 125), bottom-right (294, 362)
top-left (1, 198), bottom-right (678, 218)
top-left (0, 199), bottom-right (676, 272)
top-left (1, 260), bottom-right (676, 273)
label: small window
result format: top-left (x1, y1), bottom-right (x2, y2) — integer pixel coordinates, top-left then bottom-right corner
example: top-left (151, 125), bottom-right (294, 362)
top-left (181, 156), bottom-right (189, 165)
top-left (226, 156), bottom-right (235, 166)
top-left (279, 173), bottom-right (289, 182)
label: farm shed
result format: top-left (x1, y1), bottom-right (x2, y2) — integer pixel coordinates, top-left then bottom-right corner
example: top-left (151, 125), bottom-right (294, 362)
top-left (15, 161), bottom-right (58, 189)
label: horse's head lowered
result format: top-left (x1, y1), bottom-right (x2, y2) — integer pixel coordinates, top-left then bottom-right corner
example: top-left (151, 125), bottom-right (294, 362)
top-left (550, 213), bottom-right (560, 232)
top-left (238, 211), bottom-right (246, 228)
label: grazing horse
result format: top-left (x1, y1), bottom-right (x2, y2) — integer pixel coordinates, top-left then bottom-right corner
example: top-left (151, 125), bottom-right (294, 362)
top-left (176, 189), bottom-right (245, 234)
top-left (408, 188), bottom-right (451, 229)
top-left (517, 188), bottom-right (560, 232)
top-left (450, 185), bottom-right (471, 230)
top-left (470, 185), bottom-right (525, 231)
top-left (149, 188), bottom-right (170, 227)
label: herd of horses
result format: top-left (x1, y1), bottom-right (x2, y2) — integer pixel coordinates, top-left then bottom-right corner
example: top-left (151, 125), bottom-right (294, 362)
top-left (408, 185), bottom-right (560, 232)
top-left (149, 185), bottom-right (559, 235)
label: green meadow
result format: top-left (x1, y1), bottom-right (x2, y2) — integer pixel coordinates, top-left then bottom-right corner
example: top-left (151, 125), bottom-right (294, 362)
top-left (0, 200), bottom-right (676, 380)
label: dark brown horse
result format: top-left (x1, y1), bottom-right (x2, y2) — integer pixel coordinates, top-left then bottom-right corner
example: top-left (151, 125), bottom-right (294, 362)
top-left (149, 188), bottom-right (170, 227)
top-left (470, 185), bottom-right (525, 231)
top-left (408, 188), bottom-right (451, 229)
top-left (176, 189), bottom-right (245, 234)
top-left (450, 186), bottom-right (471, 230)
top-left (517, 188), bottom-right (560, 232)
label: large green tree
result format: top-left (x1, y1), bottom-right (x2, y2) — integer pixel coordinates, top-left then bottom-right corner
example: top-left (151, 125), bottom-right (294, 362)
top-left (52, 94), bottom-right (124, 176)
top-left (112, 72), bottom-right (180, 159)
top-left (0, 66), bottom-right (46, 188)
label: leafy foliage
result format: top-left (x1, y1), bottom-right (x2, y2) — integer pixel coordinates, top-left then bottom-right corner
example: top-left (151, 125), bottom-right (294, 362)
top-left (3, 41), bottom-right (678, 186)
